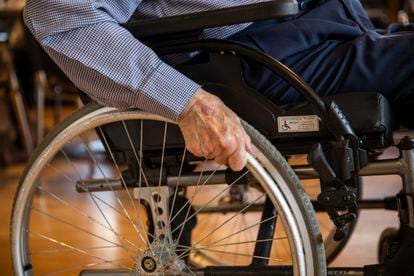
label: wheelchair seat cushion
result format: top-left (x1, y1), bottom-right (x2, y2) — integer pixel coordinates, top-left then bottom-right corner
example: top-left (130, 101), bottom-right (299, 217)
top-left (271, 92), bottom-right (395, 154)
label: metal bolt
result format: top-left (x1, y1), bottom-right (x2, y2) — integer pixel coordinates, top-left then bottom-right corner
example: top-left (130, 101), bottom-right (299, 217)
top-left (142, 257), bottom-right (156, 272)
top-left (344, 195), bottom-right (351, 201)
top-left (324, 196), bottom-right (330, 202)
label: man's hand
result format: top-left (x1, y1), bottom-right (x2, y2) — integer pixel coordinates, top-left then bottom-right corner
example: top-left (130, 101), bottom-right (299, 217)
top-left (178, 88), bottom-right (253, 171)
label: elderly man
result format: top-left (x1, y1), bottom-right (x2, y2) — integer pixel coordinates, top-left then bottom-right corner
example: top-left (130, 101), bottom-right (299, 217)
top-left (24, 0), bottom-right (414, 170)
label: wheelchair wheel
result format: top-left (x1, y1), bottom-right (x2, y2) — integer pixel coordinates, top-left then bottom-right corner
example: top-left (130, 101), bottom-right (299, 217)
top-left (378, 227), bottom-right (399, 263)
top-left (11, 103), bottom-right (325, 275)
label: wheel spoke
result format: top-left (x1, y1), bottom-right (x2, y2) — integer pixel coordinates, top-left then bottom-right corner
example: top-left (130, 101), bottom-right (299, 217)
top-left (120, 120), bottom-right (160, 251)
top-left (120, 120), bottom-right (151, 188)
top-left (31, 245), bottom-right (129, 255)
top-left (170, 170), bottom-right (250, 236)
top-left (178, 245), bottom-right (287, 263)
top-left (32, 207), bottom-right (139, 254)
top-left (175, 159), bottom-right (211, 246)
top-left (79, 135), bottom-right (141, 239)
top-left (30, 232), bottom-right (133, 270)
top-left (176, 236), bottom-right (288, 262)
top-left (168, 160), bottom-right (210, 228)
top-left (205, 214), bottom-right (279, 249)
top-left (176, 193), bottom-right (265, 260)
top-left (98, 126), bottom-right (154, 247)
top-left (169, 147), bottom-right (187, 223)
top-left (46, 160), bottom-right (136, 225)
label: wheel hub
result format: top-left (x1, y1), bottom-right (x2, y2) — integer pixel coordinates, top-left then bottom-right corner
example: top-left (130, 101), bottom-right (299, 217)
top-left (136, 240), bottom-right (186, 275)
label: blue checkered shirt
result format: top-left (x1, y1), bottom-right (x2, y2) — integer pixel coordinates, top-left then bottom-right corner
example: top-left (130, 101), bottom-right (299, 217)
top-left (23, 0), bottom-right (265, 120)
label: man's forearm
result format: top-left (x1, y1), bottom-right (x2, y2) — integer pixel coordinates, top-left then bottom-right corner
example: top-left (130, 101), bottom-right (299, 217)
top-left (24, 0), bottom-right (200, 120)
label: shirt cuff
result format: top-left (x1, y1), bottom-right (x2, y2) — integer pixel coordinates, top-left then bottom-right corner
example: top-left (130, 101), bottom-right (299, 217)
top-left (139, 62), bottom-right (201, 121)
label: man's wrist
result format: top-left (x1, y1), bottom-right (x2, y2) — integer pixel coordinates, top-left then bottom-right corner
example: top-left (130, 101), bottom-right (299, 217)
top-left (178, 88), bottom-right (209, 122)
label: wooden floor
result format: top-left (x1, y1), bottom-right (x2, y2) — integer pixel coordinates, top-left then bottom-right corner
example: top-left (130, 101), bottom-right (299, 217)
top-left (1, 157), bottom-right (401, 274)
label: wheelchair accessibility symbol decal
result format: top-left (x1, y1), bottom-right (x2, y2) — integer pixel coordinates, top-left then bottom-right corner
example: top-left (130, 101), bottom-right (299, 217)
top-left (277, 115), bottom-right (320, 133)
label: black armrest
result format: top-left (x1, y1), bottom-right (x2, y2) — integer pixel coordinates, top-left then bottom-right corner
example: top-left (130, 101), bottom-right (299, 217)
top-left (123, 0), bottom-right (298, 38)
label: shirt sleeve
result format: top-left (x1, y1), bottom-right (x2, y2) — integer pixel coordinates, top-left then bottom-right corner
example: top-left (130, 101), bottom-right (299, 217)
top-left (23, 0), bottom-right (201, 121)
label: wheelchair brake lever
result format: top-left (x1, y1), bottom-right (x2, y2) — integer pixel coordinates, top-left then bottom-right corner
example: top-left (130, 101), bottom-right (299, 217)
top-left (331, 201), bottom-right (358, 241)
top-left (307, 143), bottom-right (337, 184)
top-left (320, 187), bottom-right (358, 241)
top-left (308, 142), bottom-right (359, 241)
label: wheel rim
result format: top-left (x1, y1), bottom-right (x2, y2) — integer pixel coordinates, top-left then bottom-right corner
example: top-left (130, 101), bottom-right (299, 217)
top-left (11, 106), bottom-right (317, 275)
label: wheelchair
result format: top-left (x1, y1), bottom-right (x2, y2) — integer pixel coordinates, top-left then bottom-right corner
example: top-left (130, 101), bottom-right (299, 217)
top-left (10, 1), bottom-right (414, 275)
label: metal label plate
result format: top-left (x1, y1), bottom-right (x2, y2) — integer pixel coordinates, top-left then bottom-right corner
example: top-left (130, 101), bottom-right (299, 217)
top-left (277, 115), bottom-right (320, 133)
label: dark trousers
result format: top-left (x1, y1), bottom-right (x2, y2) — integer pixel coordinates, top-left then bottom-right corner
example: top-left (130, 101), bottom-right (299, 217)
top-left (230, 0), bottom-right (414, 128)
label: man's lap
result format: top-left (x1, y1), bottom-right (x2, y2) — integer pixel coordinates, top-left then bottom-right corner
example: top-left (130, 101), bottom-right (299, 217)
top-left (231, 0), bottom-right (414, 127)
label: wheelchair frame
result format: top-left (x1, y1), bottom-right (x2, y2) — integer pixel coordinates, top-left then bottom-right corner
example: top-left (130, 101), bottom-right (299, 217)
top-left (147, 37), bottom-right (414, 275)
